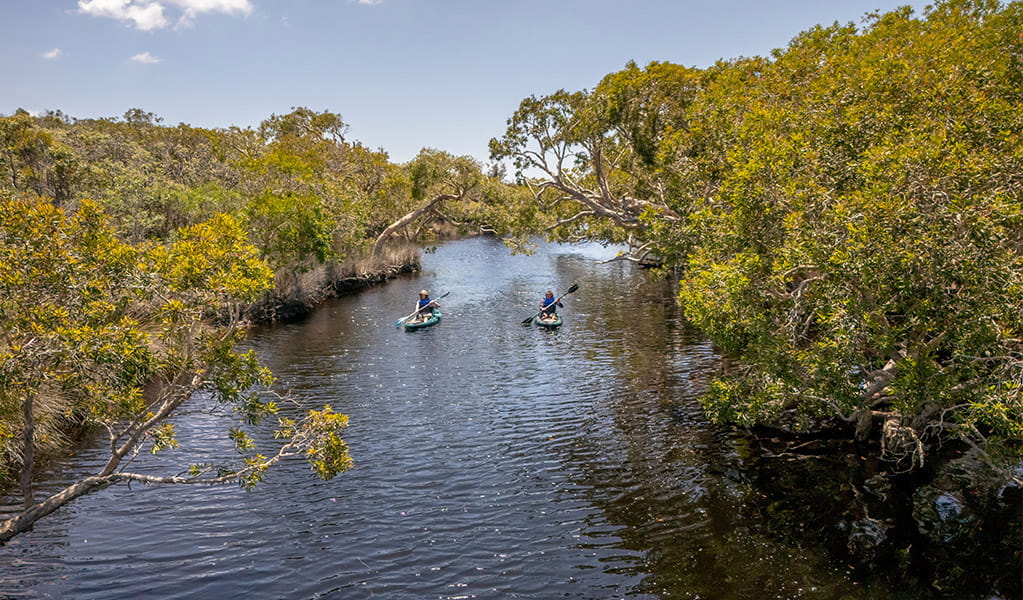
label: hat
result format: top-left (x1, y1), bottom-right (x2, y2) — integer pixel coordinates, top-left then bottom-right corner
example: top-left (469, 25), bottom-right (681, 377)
top-left (419, 289), bottom-right (429, 295)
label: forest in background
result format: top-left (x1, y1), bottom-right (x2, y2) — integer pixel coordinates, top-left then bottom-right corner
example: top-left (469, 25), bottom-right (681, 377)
top-left (0, 106), bottom-right (527, 313)
top-left (1, 0), bottom-right (1020, 593)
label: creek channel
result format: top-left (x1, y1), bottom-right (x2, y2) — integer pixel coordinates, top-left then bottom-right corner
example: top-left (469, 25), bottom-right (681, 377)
top-left (2, 237), bottom-right (930, 599)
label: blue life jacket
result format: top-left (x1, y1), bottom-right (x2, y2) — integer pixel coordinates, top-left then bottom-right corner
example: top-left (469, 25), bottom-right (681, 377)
top-left (541, 296), bottom-right (561, 310)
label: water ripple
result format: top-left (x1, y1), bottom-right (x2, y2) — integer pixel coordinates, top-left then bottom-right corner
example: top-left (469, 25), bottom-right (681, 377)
top-left (1, 239), bottom-right (889, 600)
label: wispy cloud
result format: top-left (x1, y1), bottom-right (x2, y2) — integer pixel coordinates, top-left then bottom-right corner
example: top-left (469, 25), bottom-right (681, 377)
top-left (41, 48), bottom-right (63, 60)
top-left (130, 51), bottom-right (162, 64)
top-left (169, 0), bottom-right (253, 27)
top-left (78, 0), bottom-right (252, 30)
top-left (355, 0), bottom-right (383, 5)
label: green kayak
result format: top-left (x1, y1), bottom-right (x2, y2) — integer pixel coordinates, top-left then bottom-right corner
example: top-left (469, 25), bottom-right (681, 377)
top-left (534, 313), bottom-right (562, 329)
top-left (404, 312), bottom-right (441, 330)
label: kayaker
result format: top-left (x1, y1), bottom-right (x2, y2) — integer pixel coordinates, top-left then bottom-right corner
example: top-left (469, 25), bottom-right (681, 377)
top-left (413, 289), bottom-right (439, 322)
top-left (539, 290), bottom-right (562, 319)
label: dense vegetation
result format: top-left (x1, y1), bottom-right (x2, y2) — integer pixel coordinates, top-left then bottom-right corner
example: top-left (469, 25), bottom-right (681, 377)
top-left (0, 106), bottom-right (523, 539)
top-left (0, 106), bottom-right (523, 291)
top-left (493, 0), bottom-right (1022, 469)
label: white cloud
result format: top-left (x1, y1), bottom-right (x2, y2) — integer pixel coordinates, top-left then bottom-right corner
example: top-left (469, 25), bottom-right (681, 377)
top-left (78, 0), bottom-right (168, 30)
top-left (41, 48), bottom-right (63, 60)
top-left (166, 0), bottom-right (252, 14)
top-left (356, 0), bottom-right (383, 5)
top-left (166, 0), bottom-right (252, 27)
top-left (130, 51), bottom-right (162, 64)
top-left (78, 0), bottom-right (252, 30)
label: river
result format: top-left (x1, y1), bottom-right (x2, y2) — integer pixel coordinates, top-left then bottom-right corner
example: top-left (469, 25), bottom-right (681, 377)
top-left (2, 237), bottom-right (926, 599)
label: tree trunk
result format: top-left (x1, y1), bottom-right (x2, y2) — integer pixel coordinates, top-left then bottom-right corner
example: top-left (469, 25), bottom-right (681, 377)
top-left (371, 194), bottom-right (455, 258)
top-left (0, 476), bottom-right (116, 544)
top-left (20, 394), bottom-right (35, 509)
top-left (855, 408), bottom-right (873, 442)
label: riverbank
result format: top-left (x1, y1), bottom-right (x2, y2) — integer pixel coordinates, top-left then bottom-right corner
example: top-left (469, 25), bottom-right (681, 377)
top-left (253, 244), bottom-right (422, 323)
top-left (0, 243), bottom-right (422, 494)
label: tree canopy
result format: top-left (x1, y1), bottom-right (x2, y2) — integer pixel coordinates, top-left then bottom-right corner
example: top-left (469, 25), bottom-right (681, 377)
top-left (489, 61), bottom-right (706, 262)
top-left (0, 198), bottom-right (352, 542)
top-left (675, 0), bottom-right (1022, 462)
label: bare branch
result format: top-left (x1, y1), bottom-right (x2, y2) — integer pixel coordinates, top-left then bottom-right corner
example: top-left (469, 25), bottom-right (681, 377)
top-left (546, 210), bottom-right (596, 231)
top-left (371, 193), bottom-right (458, 258)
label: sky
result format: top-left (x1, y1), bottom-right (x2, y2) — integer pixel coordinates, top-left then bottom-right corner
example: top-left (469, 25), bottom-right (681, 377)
top-left (2, 0), bottom-right (929, 165)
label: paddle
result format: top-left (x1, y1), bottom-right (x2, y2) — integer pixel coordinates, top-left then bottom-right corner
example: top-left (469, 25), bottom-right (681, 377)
top-left (521, 283), bottom-right (579, 325)
top-left (395, 291), bottom-right (450, 328)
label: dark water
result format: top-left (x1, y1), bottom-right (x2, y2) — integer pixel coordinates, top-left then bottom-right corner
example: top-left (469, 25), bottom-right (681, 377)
top-left (2, 238), bottom-right (920, 599)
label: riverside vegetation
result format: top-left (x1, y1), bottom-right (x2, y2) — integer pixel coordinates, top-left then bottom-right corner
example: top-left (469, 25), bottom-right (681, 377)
top-left (2, 0), bottom-right (1021, 595)
top-left (0, 106), bottom-right (531, 540)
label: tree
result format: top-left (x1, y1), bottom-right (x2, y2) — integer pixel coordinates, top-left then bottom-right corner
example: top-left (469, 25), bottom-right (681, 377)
top-left (0, 111), bottom-right (80, 207)
top-left (0, 199), bottom-right (352, 543)
top-left (489, 61), bottom-right (705, 263)
top-left (371, 149), bottom-right (519, 257)
top-left (241, 191), bottom-right (335, 265)
top-left (243, 107), bottom-right (397, 264)
top-left (674, 0), bottom-right (1023, 466)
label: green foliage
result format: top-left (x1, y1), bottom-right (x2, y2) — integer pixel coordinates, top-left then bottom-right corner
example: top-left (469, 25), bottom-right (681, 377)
top-left (370, 148), bottom-right (531, 258)
top-left (0, 106), bottom-right (429, 276)
top-left (489, 62), bottom-right (705, 256)
top-left (0, 198), bottom-right (352, 528)
top-left (0, 110), bottom-right (80, 206)
top-left (671, 0), bottom-right (1023, 448)
top-left (241, 192), bottom-right (335, 265)
top-left (302, 406), bottom-right (353, 480)
top-left (150, 423), bottom-right (179, 454)
top-left (0, 199), bottom-right (150, 440)
top-left (407, 148), bottom-right (482, 201)
top-left (151, 213), bottom-right (274, 301)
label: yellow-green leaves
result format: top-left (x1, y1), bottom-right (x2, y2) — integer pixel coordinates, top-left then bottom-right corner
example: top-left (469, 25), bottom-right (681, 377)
top-left (150, 423), bottom-right (179, 454)
top-left (0, 198), bottom-right (310, 489)
top-left (670, 0), bottom-right (1023, 450)
top-left (241, 192), bottom-right (335, 265)
top-left (304, 406), bottom-right (353, 480)
top-left (152, 213), bottom-right (273, 301)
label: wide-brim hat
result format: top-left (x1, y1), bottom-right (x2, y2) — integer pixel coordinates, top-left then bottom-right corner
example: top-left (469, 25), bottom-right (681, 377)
top-left (419, 289), bottom-right (429, 295)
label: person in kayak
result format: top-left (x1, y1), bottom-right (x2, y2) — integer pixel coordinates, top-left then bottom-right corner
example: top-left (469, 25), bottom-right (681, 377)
top-left (412, 289), bottom-right (439, 322)
top-left (539, 290), bottom-right (562, 319)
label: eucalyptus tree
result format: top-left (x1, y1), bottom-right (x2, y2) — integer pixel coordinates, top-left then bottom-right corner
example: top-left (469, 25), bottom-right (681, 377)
top-left (371, 148), bottom-right (527, 258)
top-left (0, 199), bottom-right (352, 543)
top-left (489, 61), bottom-right (705, 263)
top-left (244, 107), bottom-right (402, 265)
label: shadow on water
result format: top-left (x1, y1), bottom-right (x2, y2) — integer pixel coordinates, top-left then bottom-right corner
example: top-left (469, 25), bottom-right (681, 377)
top-left (1, 237), bottom-right (1013, 600)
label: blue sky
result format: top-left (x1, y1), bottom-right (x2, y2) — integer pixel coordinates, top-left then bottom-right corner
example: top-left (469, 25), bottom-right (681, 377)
top-left (2, 0), bottom-right (927, 165)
